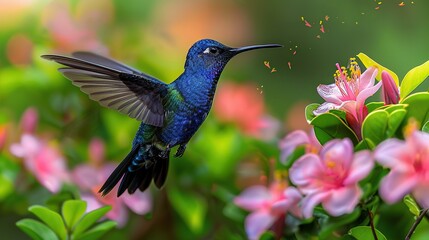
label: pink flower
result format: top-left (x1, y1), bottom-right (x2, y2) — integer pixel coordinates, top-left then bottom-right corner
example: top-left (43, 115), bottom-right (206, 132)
top-left (381, 70), bottom-right (400, 104)
top-left (289, 138), bottom-right (373, 218)
top-left (279, 129), bottom-right (321, 164)
top-left (10, 134), bottom-right (69, 193)
top-left (72, 139), bottom-right (152, 227)
top-left (234, 183), bottom-right (302, 240)
top-left (214, 82), bottom-right (279, 140)
top-left (374, 130), bottom-right (429, 208)
top-left (314, 60), bottom-right (381, 138)
top-left (20, 107), bottom-right (38, 134)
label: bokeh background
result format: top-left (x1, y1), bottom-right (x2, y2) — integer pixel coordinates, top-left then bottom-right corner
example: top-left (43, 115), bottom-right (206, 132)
top-left (1, 0), bottom-right (428, 239)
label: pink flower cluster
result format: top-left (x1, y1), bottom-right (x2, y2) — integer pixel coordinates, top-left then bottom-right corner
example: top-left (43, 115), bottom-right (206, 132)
top-left (9, 108), bottom-right (152, 226)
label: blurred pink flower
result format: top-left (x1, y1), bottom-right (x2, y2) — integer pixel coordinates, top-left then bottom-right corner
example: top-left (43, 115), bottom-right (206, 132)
top-left (10, 134), bottom-right (69, 193)
top-left (374, 130), bottom-right (429, 208)
top-left (72, 138), bottom-right (152, 227)
top-left (381, 70), bottom-right (400, 104)
top-left (314, 61), bottom-right (381, 138)
top-left (214, 82), bottom-right (279, 140)
top-left (279, 129), bottom-right (321, 164)
top-left (20, 107), bottom-right (38, 134)
top-left (289, 138), bottom-right (373, 218)
top-left (234, 182), bottom-right (302, 240)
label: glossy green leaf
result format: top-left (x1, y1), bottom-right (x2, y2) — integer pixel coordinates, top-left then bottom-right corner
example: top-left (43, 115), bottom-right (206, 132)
top-left (310, 112), bottom-right (358, 145)
top-left (259, 231), bottom-right (276, 240)
top-left (319, 208), bottom-right (361, 240)
top-left (29, 205), bottom-right (67, 240)
top-left (362, 110), bottom-right (388, 146)
top-left (383, 104), bottom-right (407, 113)
top-left (62, 200), bottom-right (87, 229)
top-left (305, 103), bottom-right (319, 123)
top-left (348, 226), bottom-right (387, 240)
top-left (168, 187), bottom-right (207, 234)
top-left (366, 102), bottom-right (384, 114)
top-left (423, 121), bottom-right (429, 133)
top-left (386, 109), bottom-right (406, 137)
top-left (16, 219), bottom-right (59, 240)
top-left (72, 205), bottom-right (112, 239)
top-left (401, 92), bottom-right (429, 126)
top-left (74, 221), bottom-right (116, 240)
top-left (357, 53), bottom-right (399, 85)
top-left (404, 195), bottom-right (420, 217)
top-left (400, 59), bottom-right (429, 99)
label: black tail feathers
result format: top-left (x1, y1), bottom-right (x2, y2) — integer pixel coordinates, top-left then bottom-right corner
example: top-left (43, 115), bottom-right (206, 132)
top-left (99, 145), bottom-right (170, 197)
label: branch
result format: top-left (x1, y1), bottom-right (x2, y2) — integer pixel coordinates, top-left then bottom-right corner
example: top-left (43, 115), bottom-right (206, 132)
top-left (367, 209), bottom-right (378, 240)
top-left (405, 208), bottom-right (429, 240)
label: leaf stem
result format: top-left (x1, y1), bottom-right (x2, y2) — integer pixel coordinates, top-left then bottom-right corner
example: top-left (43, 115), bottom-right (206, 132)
top-left (367, 209), bottom-right (378, 240)
top-left (405, 208), bottom-right (429, 240)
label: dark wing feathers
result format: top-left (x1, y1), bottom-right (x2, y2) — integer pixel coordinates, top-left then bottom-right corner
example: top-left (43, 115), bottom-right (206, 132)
top-left (42, 52), bottom-right (167, 127)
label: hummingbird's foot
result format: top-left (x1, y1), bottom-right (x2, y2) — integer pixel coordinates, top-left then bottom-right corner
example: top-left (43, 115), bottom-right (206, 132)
top-left (175, 144), bottom-right (187, 157)
top-left (159, 145), bottom-right (171, 158)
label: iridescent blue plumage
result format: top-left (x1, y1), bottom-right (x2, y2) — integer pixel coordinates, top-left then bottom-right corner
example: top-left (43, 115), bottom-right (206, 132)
top-left (42, 39), bottom-right (281, 196)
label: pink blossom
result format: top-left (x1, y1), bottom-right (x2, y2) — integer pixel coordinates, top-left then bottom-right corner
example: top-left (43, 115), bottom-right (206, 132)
top-left (20, 107), bottom-right (38, 134)
top-left (72, 139), bottom-right (152, 227)
top-left (10, 134), bottom-right (69, 193)
top-left (279, 129), bottom-right (321, 164)
top-left (381, 70), bottom-right (400, 104)
top-left (314, 60), bottom-right (381, 138)
top-left (234, 183), bottom-right (302, 240)
top-left (289, 138), bottom-right (373, 218)
top-left (374, 130), bottom-right (429, 208)
top-left (214, 82), bottom-right (279, 140)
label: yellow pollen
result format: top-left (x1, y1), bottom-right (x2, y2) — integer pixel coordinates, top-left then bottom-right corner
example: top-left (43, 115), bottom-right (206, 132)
top-left (326, 160), bottom-right (336, 168)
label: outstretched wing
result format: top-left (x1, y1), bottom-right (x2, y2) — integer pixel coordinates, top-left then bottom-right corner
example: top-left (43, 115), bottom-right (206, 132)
top-left (42, 52), bottom-right (167, 127)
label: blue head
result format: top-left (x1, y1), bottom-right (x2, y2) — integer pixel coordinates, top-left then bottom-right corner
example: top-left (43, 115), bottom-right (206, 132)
top-left (183, 39), bottom-right (282, 80)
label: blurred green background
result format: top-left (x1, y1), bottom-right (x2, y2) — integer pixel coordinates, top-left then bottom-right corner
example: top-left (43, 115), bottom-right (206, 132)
top-left (1, 0), bottom-right (428, 239)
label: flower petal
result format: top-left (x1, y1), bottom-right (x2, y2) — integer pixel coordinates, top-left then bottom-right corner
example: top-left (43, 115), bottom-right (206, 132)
top-left (317, 84), bottom-right (343, 104)
top-left (379, 170), bottom-right (419, 204)
top-left (374, 139), bottom-right (408, 169)
top-left (313, 102), bottom-right (341, 115)
top-left (289, 154), bottom-right (324, 193)
top-left (271, 187), bottom-right (302, 216)
top-left (358, 66), bottom-right (378, 90)
top-left (356, 79), bottom-right (382, 105)
top-left (320, 138), bottom-right (354, 172)
top-left (122, 190), bottom-right (152, 215)
top-left (245, 210), bottom-right (276, 240)
top-left (344, 150), bottom-right (374, 184)
top-left (322, 185), bottom-right (361, 216)
top-left (234, 185), bottom-right (272, 211)
top-left (412, 183), bottom-right (429, 209)
top-left (301, 191), bottom-right (330, 218)
top-left (279, 130), bottom-right (310, 164)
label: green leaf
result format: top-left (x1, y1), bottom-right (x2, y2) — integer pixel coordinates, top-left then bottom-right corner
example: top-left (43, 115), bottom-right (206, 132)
top-left (348, 226), bottom-right (387, 240)
top-left (357, 53), bottom-right (399, 85)
top-left (400, 59), bottom-right (429, 99)
top-left (366, 102), bottom-right (384, 113)
top-left (16, 219), bottom-right (59, 240)
top-left (361, 110), bottom-right (388, 146)
top-left (259, 231), bottom-right (276, 240)
top-left (404, 195), bottom-right (420, 217)
top-left (401, 92), bottom-right (429, 126)
top-left (29, 206), bottom-right (67, 240)
top-left (72, 205), bottom-right (112, 239)
top-left (62, 200), bottom-right (87, 230)
top-left (310, 112), bottom-right (358, 145)
top-left (423, 121), bottom-right (429, 133)
top-left (305, 103), bottom-right (320, 123)
top-left (168, 187), bottom-right (207, 234)
top-left (74, 221), bottom-right (116, 240)
top-left (386, 109), bottom-right (407, 137)
top-left (319, 208), bottom-right (361, 240)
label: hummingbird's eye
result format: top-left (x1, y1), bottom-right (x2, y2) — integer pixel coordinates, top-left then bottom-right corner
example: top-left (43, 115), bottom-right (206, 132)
top-left (203, 47), bottom-right (219, 55)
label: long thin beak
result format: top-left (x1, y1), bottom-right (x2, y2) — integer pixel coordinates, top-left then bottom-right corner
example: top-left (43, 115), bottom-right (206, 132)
top-left (229, 44), bottom-right (283, 54)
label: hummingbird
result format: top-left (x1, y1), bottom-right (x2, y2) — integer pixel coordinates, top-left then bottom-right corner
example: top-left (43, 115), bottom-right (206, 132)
top-left (42, 39), bottom-right (281, 197)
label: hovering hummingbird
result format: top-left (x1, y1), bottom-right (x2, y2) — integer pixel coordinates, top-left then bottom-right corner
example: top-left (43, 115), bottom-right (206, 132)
top-left (42, 39), bottom-right (281, 197)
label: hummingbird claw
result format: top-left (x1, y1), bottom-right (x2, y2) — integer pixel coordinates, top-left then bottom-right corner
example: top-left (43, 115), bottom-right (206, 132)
top-left (175, 144), bottom-right (187, 157)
